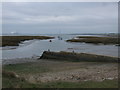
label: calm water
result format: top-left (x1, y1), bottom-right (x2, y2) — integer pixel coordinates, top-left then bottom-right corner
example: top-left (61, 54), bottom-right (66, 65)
top-left (2, 34), bottom-right (118, 59)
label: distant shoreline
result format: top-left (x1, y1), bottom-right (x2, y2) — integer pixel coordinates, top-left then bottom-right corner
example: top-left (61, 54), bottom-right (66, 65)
top-left (1, 36), bottom-right (54, 47)
top-left (66, 36), bottom-right (119, 45)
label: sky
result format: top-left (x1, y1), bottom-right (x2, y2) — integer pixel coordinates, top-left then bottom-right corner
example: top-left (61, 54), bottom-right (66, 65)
top-left (2, 2), bottom-right (118, 34)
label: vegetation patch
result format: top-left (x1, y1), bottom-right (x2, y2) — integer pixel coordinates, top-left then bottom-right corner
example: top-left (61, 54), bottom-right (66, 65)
top-left (39, 51), bottom-right (118, 62)
top-left (1, 36), bottom-right (54, 47)
top-left (2, 74), bottom-right (37, 88)
top-left (33, 80), bottom-right (118, 88)
top-left (66, 36), bottom-right (119, 45)
top-left (3, 62), bottom-right (51, 75)
top-left (2, 75), bottom-right (118, 88)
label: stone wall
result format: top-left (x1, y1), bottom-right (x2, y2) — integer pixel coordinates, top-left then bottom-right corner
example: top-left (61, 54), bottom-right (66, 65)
top-left (39, 51), bottom-right (118, 62)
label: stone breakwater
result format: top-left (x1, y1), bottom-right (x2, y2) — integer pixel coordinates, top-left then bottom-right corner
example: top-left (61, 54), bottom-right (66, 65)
top-left (39, 51), bottom-right (118, 62)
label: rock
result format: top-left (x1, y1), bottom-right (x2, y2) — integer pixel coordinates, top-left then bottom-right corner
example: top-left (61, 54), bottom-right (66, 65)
top-left (2, 70), bottom-right (19, 78)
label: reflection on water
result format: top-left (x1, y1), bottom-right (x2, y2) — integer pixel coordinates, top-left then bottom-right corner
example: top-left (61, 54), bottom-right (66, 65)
top-left (2, 34), bottom-right (118, 59)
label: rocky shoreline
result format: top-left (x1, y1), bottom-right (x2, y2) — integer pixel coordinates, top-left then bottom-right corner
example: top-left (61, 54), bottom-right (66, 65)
top-left (3, 58), bottom-right (118, 88)
top-left (2, 51), bottom-right (118, 88)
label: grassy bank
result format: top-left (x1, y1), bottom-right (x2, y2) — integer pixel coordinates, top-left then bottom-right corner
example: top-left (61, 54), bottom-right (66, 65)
top-left (3, 62), bottom-right (51, 75)
top-left (66, 36), bottom-right (119, 45)
top-left (40, 51), bottom-right (118, 62)
top-left (1, 36), bottom-right (54, 47)
top-left (2, 60), bottom-right (118, 88)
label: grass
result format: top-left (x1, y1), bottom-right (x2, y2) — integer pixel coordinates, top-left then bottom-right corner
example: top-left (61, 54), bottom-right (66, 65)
top-left (1, 36), bottom-right (54, 47)
top-left (37, 80), bottom-right (118, 88)
top-left (2, 75), bottom-right (118, 88)
top-left (3, 62), bottom-right (51, 75)
top-left (2, 76), bottom-right (37, 88)
top-left (67, 36), bottom-right (119, 45)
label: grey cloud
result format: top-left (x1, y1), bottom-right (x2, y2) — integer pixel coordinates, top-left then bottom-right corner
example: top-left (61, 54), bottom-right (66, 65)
top-left (2, 2), bottom-right (118, 34)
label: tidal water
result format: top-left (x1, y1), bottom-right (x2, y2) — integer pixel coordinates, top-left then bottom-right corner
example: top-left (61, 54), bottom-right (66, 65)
top-left (1, 34), bottom-right (118, 59)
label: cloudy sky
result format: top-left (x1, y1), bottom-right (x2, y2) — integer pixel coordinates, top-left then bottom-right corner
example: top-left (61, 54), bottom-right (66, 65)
top-left (2, 2), bottom-right (118, 34)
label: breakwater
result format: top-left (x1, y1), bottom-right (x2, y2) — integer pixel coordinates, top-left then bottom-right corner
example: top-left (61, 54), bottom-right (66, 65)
top-left (40, 51), bottom-right (118, 62)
